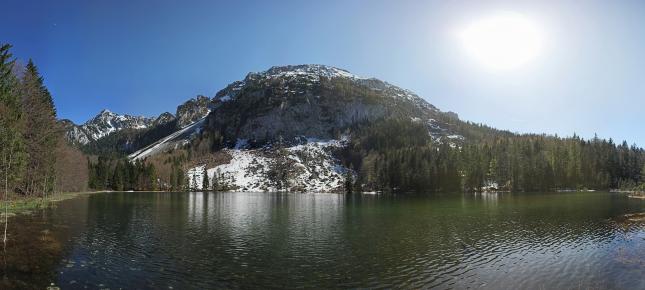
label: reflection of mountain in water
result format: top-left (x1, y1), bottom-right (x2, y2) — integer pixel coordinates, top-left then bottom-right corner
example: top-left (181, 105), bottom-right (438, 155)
top-left (2, 191), bottom-right (644, 289)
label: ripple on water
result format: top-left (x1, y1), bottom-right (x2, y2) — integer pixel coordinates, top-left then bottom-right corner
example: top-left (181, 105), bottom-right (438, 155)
top-left (3, 191), bottom-right (644, 289)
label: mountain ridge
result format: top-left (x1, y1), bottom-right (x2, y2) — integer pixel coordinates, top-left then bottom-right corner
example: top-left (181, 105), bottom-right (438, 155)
top-left (74, 64), bottom-right (645, 194)
top-left (66, 64), bottom-right (461, 151)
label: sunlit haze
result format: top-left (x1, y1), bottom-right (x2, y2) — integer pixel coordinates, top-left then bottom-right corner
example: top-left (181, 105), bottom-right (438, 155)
top-left (458, 11), bottom-right (545, 71)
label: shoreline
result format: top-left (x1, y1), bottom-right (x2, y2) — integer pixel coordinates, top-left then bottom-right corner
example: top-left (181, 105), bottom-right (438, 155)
top-left (1, 190), bottom-right (110, 217)
top-left (610, 189), bottom-right (645, 199)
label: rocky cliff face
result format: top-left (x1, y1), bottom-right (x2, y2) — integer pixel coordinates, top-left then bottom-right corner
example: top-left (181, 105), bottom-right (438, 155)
top-left (206, 64), bottom-right (453, 146)
top-left (60, 119), bottom-right (91, 145)
top-left (176, 95), bottom-right (210, 128)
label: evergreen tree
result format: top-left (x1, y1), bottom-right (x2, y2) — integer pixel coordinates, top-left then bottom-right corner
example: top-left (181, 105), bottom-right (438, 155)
top-left (169, 166), bottom-right (177, 190)
top-left (20, 60), bottom-right (60, 196)
top-left (191, 172), bottom-right (198, 190)
top-left (87, 157), bottom-right (159, 191)
top-left (184, 174), bottom-right (190, 191)
top-left (344, 169), bottom-right (354, 194)
top-left (111, 161), bottom-right (124, 191)
top-left (212, 169), bottom-right (220, 191)
top-left (344, 117), bottom-right (645, 194)
top-left (202, 168), bottom-right (210, 191)
top-left (0, 44), bottom-right (26, 197)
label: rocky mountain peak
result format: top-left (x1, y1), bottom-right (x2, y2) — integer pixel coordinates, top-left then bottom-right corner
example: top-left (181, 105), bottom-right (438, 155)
top-left (64, 110), bottom-right (155, 145)
top-left (252, 64), bottom-right (362, 80)
top-left (207, 65), bottom-right (449, 146)
top-left (212, 66), bottom-right (343, 104)
top-left (176, 95), bottom-right (211, 128)
top-left (153, 112), bottom-right (176, 126)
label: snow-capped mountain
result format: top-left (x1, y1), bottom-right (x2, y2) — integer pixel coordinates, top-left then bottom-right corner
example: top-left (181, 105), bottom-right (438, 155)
top-left (63, 94), bottom-right (212, 151)
top-left (125, 64), bottom-right (463, 192)
top-left (208, 64), bottom-right (457, 145)
top-left (63, 109), bottom-right (155, 145)
top-left (65, 64), bottom-right (465, 192)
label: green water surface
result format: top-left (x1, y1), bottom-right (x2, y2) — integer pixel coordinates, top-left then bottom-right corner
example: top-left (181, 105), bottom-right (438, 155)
top-left (1, 191), bottom-right (643, 289)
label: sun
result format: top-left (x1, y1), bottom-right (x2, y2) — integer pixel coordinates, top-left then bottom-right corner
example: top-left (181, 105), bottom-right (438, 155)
top-left (459, 12), bottom-right (545, 71)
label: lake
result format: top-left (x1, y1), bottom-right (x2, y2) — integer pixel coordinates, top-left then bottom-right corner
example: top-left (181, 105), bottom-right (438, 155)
top-left (1, 191), bottom-right (644, 289)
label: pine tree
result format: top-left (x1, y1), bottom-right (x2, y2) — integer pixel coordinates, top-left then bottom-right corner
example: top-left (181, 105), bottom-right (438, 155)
top-left (191, 172), bottom-right (198, 190)
top-left (184, 174), bottom-right (190, 191)
top-left (169, 166), bottom-right (177, 190)
top-left (0, 44), bottom-right (26, 199)
top-left (344, 169), bottom-right (354, 194)
top-left (202, 167), bottom-right (210, 191)
top-left (87, 157), bottom-right (97, 189)
top-left (212, 169), bottom-right (220, 191)
top-left (20, 60), bottom-right (60, 196)
top-left (112, 161), bottom-right (124, 191)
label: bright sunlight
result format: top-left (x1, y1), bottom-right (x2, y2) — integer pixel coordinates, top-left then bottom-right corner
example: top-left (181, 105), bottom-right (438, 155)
top-left (459, 11), bottom-right (545, 71)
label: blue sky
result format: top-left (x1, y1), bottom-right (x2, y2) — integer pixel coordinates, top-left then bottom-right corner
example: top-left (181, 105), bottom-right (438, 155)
top-left (1, 0), bottom-right (644, 146)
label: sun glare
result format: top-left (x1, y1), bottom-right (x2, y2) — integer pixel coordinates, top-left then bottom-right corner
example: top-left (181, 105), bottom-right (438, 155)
top-left (459, 12), bottom-right (545, 71)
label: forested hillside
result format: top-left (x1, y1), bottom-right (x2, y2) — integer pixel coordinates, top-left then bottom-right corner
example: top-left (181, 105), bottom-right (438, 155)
top-left (344, 118), bottom-right (645, 193)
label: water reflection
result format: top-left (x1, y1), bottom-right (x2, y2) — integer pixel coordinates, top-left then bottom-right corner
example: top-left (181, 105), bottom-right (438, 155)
top-left (0, 191), bottom-right (643, 289)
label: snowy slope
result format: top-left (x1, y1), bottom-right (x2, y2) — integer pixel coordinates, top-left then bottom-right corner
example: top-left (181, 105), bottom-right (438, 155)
top-left (187, 138), bottom-right (350, 192)
top-left (129, 117), bottom-right (206, 160)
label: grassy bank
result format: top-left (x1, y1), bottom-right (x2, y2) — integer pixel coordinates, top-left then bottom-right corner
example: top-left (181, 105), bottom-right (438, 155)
top-left (1, 191), bottom-right (106, 216)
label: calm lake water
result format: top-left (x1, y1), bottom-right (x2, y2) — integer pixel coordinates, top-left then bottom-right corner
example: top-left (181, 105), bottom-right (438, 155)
top-left (1, 191), bottom-right (644, 289)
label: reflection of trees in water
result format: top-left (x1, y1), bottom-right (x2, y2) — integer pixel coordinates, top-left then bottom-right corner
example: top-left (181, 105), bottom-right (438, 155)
top-left (471, 192), bottom-right (500, 205)
top-left (2, 192), bottom-right (643, 289)
top-left (0, 197), bottom-right (88, 289)
top-left (182, 192), bottom-right (346, 288)
top-left (0, 221), bottom-right (63, 289)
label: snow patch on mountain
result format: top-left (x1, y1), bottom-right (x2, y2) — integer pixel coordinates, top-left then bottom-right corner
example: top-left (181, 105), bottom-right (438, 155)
top-left (85, 109), bottom-right (153, 140)
top-left (208, 150), bottom-right (273, 192)
top-left (187, 138), bottom-right (350, 192)
top-left (255, 64), bottom-right (364, 81)
top-left (64, 109), bottom-right (155, 145)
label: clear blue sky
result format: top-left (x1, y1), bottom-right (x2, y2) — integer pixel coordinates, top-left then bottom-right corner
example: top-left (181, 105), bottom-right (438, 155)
top-left (1, 0), bottom-right (644, 146)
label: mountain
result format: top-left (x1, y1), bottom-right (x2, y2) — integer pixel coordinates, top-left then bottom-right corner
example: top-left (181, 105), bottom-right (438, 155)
top-left (63, 109), bottom-right (155, 145)
top-left (205, 64), bottom-right (460, 146)
top-left (75, 64), bottom-right (462, 156)
top-left (176, 95), bottom-right (211, 128)
top-left (64, 92), bottom-right (212, 153)
top-left (153, 112), bottom-right (176, 126)
top-left (123, 64), bottom-right (465, 192)
top-left (80, 64), bottom-right (645, 194)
